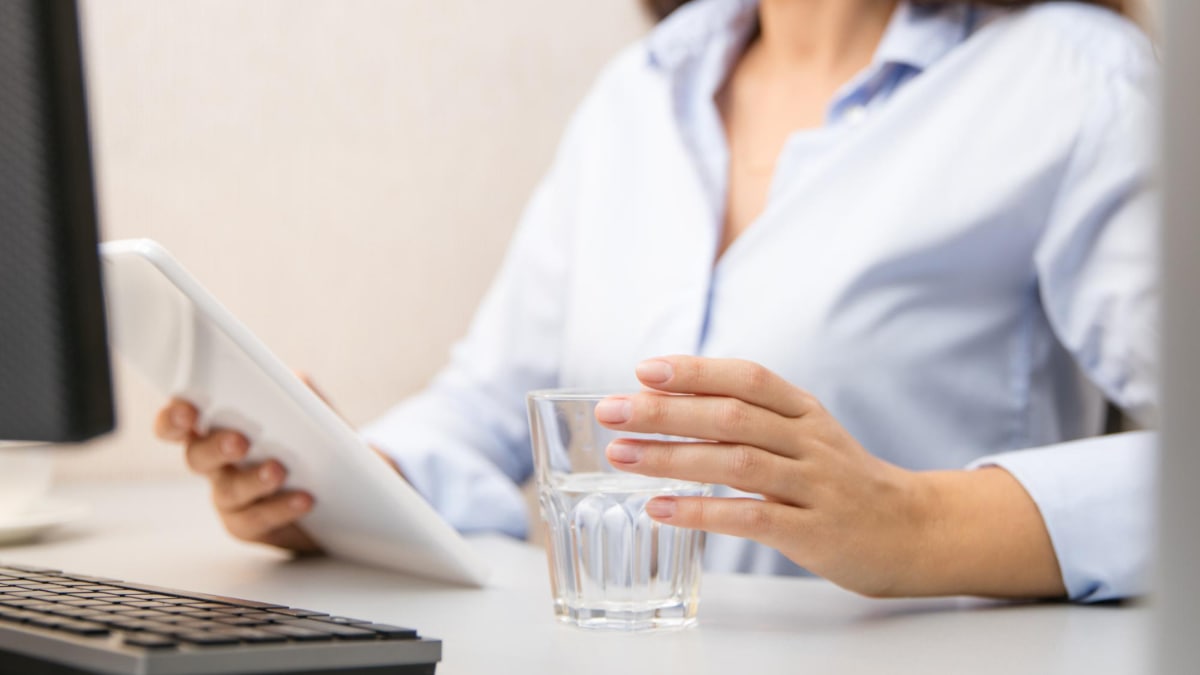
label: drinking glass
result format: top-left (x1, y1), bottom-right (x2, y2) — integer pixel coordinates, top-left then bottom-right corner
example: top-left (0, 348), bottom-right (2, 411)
top-left (527, 390), bottom-right (711, 631)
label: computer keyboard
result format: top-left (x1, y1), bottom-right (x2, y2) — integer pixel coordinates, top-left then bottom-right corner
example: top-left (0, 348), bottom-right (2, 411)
top-left (0, 563), bottom-right (440, 674)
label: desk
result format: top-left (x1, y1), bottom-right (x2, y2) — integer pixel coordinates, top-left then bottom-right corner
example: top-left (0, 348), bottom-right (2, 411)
top-left (1, 480), bottom-right (1149, 674)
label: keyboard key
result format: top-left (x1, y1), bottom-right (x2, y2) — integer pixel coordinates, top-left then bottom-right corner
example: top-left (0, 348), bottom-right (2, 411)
top-left (215, 616), bottom-right (270, 626)
top-left (236, 611), bottom-right (284, 622)
top-left (212, 607), bottom-right (259, 615)
top-left (179, 610), bottom-right (227, 619)
top-left (280, 619), bottom-right (378, 640)
top-left (121, 609), bottom-right (174, 620)
top-left (350, 623), bottom-right (419, 640)
top-left (50, 607), bottom-right (106, 619)
top-left (105, 605), bottom-right (149, 614)
top-left (134, 619), bottom-right (182, 633)
top-left (123, 634), bottom-right (178, 649)
top-left (174, 619), bottom-right (220, 630)
top-left (176, 631), bottom-right (240, 646)
top-left (0, 609), bottom-right (39, 623)
top-left (27, 614), bottom-right (68, 629)
top-left (260, 624), bottom-right (336, 642)
top-left (124, 601), bottom-right (172, 609)
top-left (56, 620), bottom-right (109, 636)
top-left (86, 613), bottom-right (135, 625)
top-left (227, 628), bottom-right (289, 643)
top-left (23, 602), bottom-right (60, 612)
top-left (1, 598), bottom-right (44, 608)
top-left (323, 615), bottom-right (373, 624)
top-left (107, 617), bottom-right (153, 631)
top-left (268, 608), bottom-right (328, 618)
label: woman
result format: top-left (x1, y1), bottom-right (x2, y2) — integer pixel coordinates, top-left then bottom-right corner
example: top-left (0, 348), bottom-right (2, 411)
top-left (157, 0), bottom-right (1156, 602)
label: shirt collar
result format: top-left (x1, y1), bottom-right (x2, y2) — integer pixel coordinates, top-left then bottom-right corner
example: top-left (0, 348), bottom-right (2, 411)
top-left (872, 2), bottom-right (974, 73)
top-left (646, 0), bottom-right (974, 76)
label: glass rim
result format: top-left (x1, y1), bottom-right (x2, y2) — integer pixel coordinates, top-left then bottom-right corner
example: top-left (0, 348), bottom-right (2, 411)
top-left (526, 388), bottom-right (632, 401)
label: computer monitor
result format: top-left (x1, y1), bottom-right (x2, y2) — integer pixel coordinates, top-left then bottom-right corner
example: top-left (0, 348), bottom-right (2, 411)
top-left (0, 0), bottom-right (114, 443)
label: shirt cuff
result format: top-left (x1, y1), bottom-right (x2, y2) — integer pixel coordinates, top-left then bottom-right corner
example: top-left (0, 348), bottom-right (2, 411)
top-left (967, 431), bottom-right (1156, 602)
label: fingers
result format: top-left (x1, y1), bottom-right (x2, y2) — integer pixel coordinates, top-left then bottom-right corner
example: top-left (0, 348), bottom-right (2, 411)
top-left (222, 490), bottom-right (315, 543)
top-left (596, 391), bottom-right (797, 456)
top-left (644, 496), bottom-right (803, 552)
top-left (153, 397), bottom-right (318, 553)
top-left (607, 439), bottom-right (803, 503)
top-left (212, 460), bottom-right (287, 512)
top-left (154, 399), bottom-right (198, 441)
top-left (635, 356), bottom-right (816, 418)
top-left (210, 457), bottom-right (319, 553)
top-left (184, 430), bottom-right (249, 476)
top-left (259, 524), bottom-right (322, 554)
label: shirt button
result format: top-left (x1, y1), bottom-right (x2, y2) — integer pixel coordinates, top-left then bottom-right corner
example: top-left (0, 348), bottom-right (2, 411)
top-left (844, 105), bottom-right (869, 126)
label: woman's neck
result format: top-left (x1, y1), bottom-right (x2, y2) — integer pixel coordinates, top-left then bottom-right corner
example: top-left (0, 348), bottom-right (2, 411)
top-left (754, 0), bottom-right (898, 71)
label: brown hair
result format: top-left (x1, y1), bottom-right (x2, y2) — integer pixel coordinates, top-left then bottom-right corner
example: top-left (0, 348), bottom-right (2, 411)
top-left (643, 0), bottom-right (1129, 21)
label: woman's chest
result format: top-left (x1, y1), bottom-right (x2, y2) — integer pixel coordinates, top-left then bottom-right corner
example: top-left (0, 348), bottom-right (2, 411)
top-left (555, 55), bottom-right (1086, 391)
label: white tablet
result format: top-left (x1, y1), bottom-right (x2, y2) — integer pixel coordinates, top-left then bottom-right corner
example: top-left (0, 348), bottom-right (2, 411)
top-left (100, 239), bottom-right (489, 587)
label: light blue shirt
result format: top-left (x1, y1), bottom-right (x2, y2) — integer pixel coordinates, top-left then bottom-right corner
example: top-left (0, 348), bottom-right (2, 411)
top-left (363, 0), bottom-right (1158, 602)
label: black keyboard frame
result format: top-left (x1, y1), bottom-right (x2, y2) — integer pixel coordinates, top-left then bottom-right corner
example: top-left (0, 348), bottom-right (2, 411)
top-left (0, 563), bottom-right (440, 675)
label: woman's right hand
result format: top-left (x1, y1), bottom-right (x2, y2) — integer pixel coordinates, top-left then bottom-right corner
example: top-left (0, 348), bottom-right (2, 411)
top-left (154, 399), bottom-right (321, 553)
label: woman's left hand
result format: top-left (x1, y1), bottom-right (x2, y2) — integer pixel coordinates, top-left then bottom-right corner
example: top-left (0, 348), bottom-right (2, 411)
top-left (594, 355), bottom-right (928, 597)
top-left (594, 355), bottom-right (1064, 599)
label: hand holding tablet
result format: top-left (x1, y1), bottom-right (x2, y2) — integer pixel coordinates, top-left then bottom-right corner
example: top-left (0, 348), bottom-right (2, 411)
top-left (101, 239), bottom-right (489, 587)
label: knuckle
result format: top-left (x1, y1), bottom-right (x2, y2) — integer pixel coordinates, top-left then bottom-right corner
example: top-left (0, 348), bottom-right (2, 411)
top-left (715, 399), bottom-right (750, 435)
top-left (740, 502), bottom-right (773, 535)
top-left (740, 361), bottom-right (769, 392)
top-left (647, 443), bottom-right (678, 471)
top-left (639, 394), bottom-right (667, 424)
top-left (685, 497), bottom-right (707, 527)
top-left (188, 435), bottom-right (223, 471)
top-left (222, 512), bottom-right (255, 541)
top-left (210, 468), bottom-right (239, 507)
top-left (728, 444), bottom-right (759, 479)
top-left (238, 464), bottom-right (275, 502)
top-left (797, 391), bottom-right (822, 414)
top-left (240, 503), bottom-right (286, 540)
top-left (184, 442), bottom-right (207, 473)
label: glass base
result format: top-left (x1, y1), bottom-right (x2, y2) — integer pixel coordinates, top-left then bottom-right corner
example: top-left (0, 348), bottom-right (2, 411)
top-left (553, 600), bottom-right (699, 632)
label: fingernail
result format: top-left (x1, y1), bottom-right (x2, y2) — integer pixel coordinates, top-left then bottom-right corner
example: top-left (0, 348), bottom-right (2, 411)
top-left (171, 406), bottom-right (190, 429)
top-left (636, 359), bottom-right (673, 384)
top-left (595, 398), bottom-right (632, 424)
top-left (259, 464), bottom-right (278, 484)
top-left (290, 494), bottom-right (311, 511)
top-left (607, 440), bottom-right (643, 463)
top-left (222, 436), bottom-right (242, 459)
top-left (645, 498), bottom-right (676, 519)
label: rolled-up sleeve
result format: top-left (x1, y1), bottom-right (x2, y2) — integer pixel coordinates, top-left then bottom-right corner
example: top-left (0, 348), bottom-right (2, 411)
top-left (969, 432), bottom-right (1156, 601)
top-left (973, 65), bottom-right (1159, 602)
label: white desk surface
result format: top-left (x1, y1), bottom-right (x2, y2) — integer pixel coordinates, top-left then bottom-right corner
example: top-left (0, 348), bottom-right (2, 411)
top-left (0, 480), bottom-right (1149, 674)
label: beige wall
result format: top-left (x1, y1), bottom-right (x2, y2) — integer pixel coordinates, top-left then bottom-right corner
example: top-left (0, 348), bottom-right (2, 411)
top-left (59, 1), bottom-right (649, 481)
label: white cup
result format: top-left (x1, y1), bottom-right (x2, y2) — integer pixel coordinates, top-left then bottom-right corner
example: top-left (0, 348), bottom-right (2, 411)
top-left (0, 443), bottom-right (55, 518)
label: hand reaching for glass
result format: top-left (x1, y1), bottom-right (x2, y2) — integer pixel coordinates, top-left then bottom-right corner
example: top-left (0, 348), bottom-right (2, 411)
top-left (596, 355), bottom-right (1065, 599)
